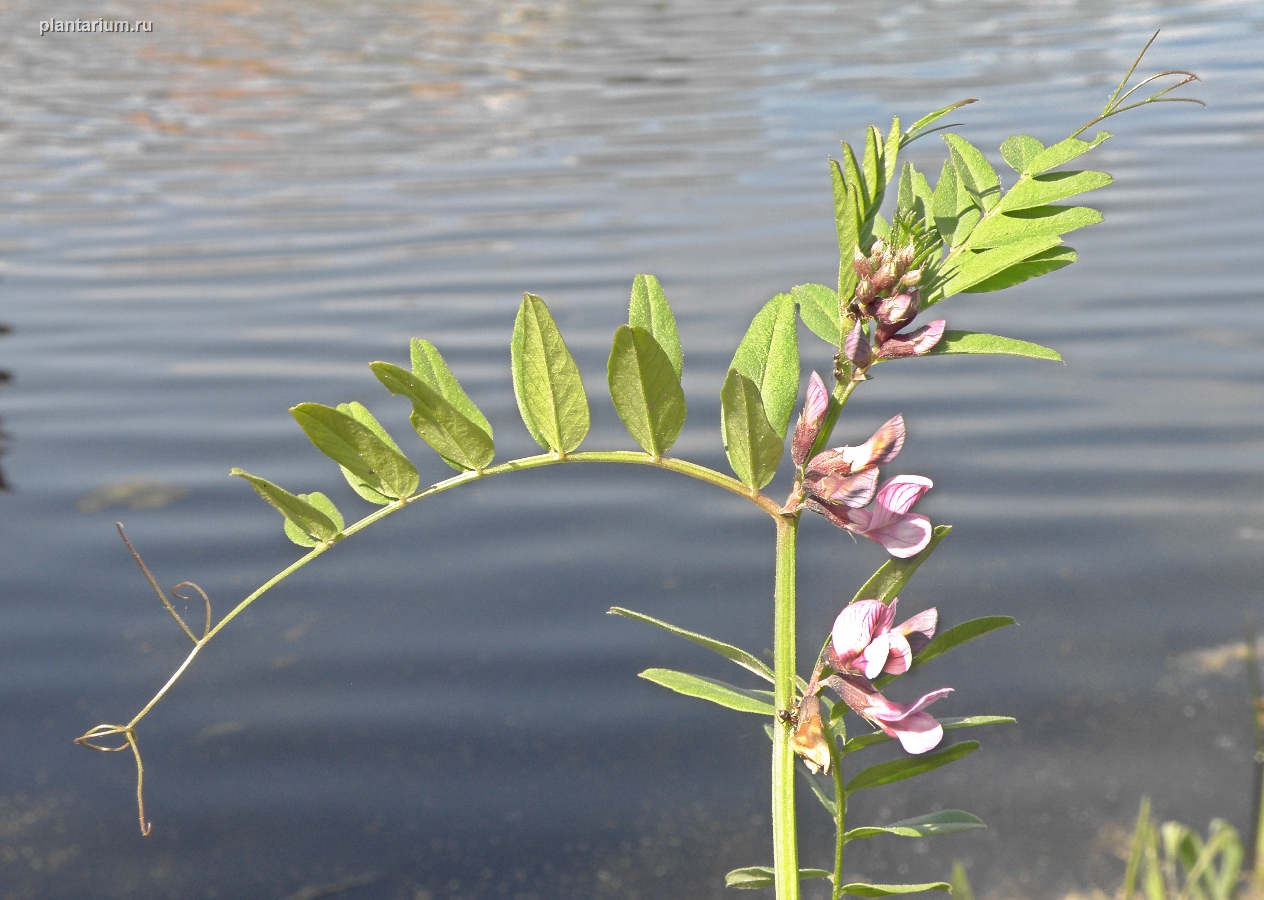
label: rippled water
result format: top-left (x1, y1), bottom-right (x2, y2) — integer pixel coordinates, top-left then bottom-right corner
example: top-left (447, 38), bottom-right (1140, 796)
top-left (2, 2), bottom-right (1263, 897)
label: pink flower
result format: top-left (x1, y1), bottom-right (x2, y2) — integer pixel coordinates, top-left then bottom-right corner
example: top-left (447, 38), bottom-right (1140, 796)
top-left (806, 474), bottom-right (934, 558)
top-left (828, 598), bottom-right (937, 679)
top-left (791, 372), bottom-right (830, 467)
top-left (875, 318), bottom-right (946, 359)
top-left (829, 673), bottom-right (952, 755)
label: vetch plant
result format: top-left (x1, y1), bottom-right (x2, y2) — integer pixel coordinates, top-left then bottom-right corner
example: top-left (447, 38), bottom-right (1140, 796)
top-left (76, 35), bottom-right (1200, 899)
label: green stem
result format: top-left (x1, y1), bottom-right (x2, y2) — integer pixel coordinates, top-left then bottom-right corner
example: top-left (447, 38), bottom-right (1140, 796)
top-left (114, 450), bottom-right (780, 734)
top-left (830, 717), bottom-right (847, 899)
top-left (772, 514), bottom-right (800, 900)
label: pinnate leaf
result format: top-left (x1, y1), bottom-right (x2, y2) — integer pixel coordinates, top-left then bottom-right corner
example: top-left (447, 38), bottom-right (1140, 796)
top-left (962, 246), bottom-right (1077, 293)
top-left (628, 274), bottom-right (683, 379)
top-left (837, 881), bottom-right (951, 897)
top-left (511, 293), bottom-right (590, 454)
top-left (1000, 135), bottom-right (1045, 174)
top-left (792, 283), bottom-right (843, 346)
top-left (231, 469), bottom-right (340, 544)
top-left (335, 402), bottom-right (411, 504)
top-left (943, 134), bottom-right (1000, 211)
top-left (607, 325), bottom-right (686, 457)
top-left (845, 741), bottom-right (978, 795)
top-left (638, 668), bottom-right (775, 715)
top-left (1024, 131), bottom-right (1110, 175)
top-left (844, 810), bottom-right (985, 842)
top-left (729, 293), bottom-right (800, 437)
top-left (850, 525), bottom-right (952, 606)
top-left (370, 362), bottom-right (495, 471)
top-left (997, 170), bottom-right (1113, 213)
top-left (938, 234), bottom-right (1063, 299)
top-left (720, 369), bottom-right (784, 490)
top-left (967, 205), bottom-right (1101, 250)
top-left (924, 331), bottom-right (1061, 363)
top-left (900, 98), bottom-right (976, 148)
top-left (291, 403), bottom-right (419, 501)
top-left (410, 339), bottom-right (492, 437)
top-left (725, 867), bottom-right (832, 890)
top-left (841, 716), bottom-right (1014, 756)
top-left (875, 617), bottom-right (1017, 689)
top-left (283, 492), bottom-right (345, 547)
top-left (608, 606), bottom-right (773, 683)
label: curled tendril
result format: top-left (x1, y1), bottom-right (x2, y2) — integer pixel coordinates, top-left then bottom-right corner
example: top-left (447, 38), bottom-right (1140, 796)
top-left (171, 581), bottom-right (213, 641)
top-left (74, 724), bottom-right (151, 836)
top-left (116, 523), bottom-right (212, 643)
top-left (1072, 30), bottom-right (1205, 138)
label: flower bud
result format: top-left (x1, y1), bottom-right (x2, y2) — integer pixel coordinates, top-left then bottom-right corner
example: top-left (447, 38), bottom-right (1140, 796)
top-left (876, 291), bottom-right (918, 327)
top-left (852, 247), bottom-right (872, 280)
top-left (896, 242), bottom-right (916, 271)
top-left (844, 319), bottom-right (873, 369)
top-left (791, 371), bottom-right (830, 466)
top-left (854, 277), bottom-right (875, 306)
top-left (900, 268), bottom-right (922, 288)
top-left (871, 263), bottom-right (899, 294)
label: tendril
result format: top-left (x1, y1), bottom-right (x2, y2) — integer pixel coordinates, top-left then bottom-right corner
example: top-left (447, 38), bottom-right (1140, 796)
top-left (74, 723), bottom-right (151, 835)
top-left (116, 522), bottom-right (208, 644)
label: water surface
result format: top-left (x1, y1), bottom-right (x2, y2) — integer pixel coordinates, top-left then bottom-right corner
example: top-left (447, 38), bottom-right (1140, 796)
top-left (1, 2), bottom-right (1263, 897)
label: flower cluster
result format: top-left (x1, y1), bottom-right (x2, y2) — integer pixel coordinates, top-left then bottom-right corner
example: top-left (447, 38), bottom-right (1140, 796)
top-left (792, 598), bottom-right (951, 770)
top-left (789, 374), bottom-right (934, 559)
top-left (841, 240), bottom-right (945, 371)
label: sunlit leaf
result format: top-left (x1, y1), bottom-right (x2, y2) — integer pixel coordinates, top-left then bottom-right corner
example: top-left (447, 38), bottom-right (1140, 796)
top-left (231, 469), bottom-right (339, 544)
top-left (923, 331), bottom-right (1062, 363)
top-left (333, 402), bottom-right (410, 504)
top-left (900, 98), bottom-right (976, 148)
top-left (607, 325), bottom-right (686, 457)
top-left (840, 716), bottom-right (1015, 756)
top-left (792, 283), bottom-right (843, 346)
top-left (844, 810), bottom-right (985, 842)
top-left (720, 369), bottom-right (783, 490)
top-left (939, 234), bottom-right (1063, 298)
top-left (410, 339), bottom-right (492, 438)
top-left (725, 867), bottom-right (833, 890)
top-left (850, 525), bottom-right (952, 606)
top-left (1000, 135), bottom-right (1045, 174)
top-left (961, 246), bottom-right (1077, 293)
top-left (608, 607), bottom-right (773, 683)
top-left (291, 403), bottom-right (419, 500)
top-left (967, 205), bottom-right (1101, 249)
top-left (370, 362), bottom-right (495, 471)
top-left (283, 492), bottom-right (345, 548)
top-left (1024, 131), bottom-right (1110, 175)
top-left (863, 125), bottom-right (885, 216)
top-left (729, 293), bottom-right (799, 437)
top-left (875, 618), bottom-right (1017, 689)
top-left (943, 134), bottom-right (1000, 211)
top-left (845, 742), bottom-right (978, 795)
top-left (628, 274), bottom-right (683, 379)
top-left (841, 141), bottom-right (868, 210)
top-left (510, 293), bottom-right (590, 455)
top-left (838, 882), bottom-right (951, 897)
top-left (883, 115), bottom-right (901, 186)
top-left (997, 170), bottom-right (1113, 213)
top-left (638, 668), bottom-right (775, 715)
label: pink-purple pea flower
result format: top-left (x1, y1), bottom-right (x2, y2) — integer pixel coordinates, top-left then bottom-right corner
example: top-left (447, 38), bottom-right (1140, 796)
top-left (825, 597), bottom-right (949, 755)
top-left (799, 414), bottom-right (934, 558)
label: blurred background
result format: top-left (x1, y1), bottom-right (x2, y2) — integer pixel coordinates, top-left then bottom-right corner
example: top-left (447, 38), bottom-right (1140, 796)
top-left (1, 1), bottom-right (1262, 898)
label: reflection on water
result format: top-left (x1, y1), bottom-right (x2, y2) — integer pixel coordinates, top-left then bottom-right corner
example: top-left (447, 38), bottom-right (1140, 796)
top-left (0, 1), bottom-right (1262, 897)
